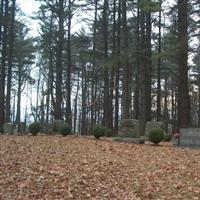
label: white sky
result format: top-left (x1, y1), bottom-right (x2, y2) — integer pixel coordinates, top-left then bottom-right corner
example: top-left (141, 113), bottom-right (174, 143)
top-left (18, 0), bottom-right (40, 36)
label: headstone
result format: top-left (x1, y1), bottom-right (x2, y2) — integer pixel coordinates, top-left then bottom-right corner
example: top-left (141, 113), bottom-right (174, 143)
top-left (3, 123), bottom-right (16, 134)
top-left (145, 121), bottom-right (164, 137)
top-left (118, 119), bottom-right (139, 138)
top-left (179, 128), bottom-right (200, 148)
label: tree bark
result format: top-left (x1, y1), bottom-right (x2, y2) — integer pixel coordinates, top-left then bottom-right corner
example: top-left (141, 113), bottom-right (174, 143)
top-left (91, 0), bottom-right (98, 128)
top-left (73, 71), bottom-right (80, 133)
top-left (81, 64), bottom-right (87, 135)
top-left (0, 0), bottom-right (4, 46)
top-left (16, 65), bottom-right (22, 131)
top-left (55, 0), bottom-right (64, 120)
top-left (122, 0), bottom-right (131, 119)
top-left (145, 7), bottom-right (152, 122)
top-left (177, 0), bottom-right (190, 128)
top-left (66, 0), bottom-right (72, 127)
top-left (139, 5), bottom-right (146, 136)
top-left (114, 0), bottom-right (121, 131)
top-left (157, 0), bottom-right (162, 121)
top-left (102, 0), bottom-right (110, 128)
top-left (134, 1), bottom-right (140, 119)
top-left (0, 0), bottom-right (8, 129)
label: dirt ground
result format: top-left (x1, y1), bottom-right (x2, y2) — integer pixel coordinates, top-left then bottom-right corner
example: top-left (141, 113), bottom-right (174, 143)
top-left (0, 135), bottom-right (200, 200)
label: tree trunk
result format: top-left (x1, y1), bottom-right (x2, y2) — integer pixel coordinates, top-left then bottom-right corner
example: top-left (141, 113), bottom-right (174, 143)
top-left (91, 0), bottom-right (98, 129)
top-left (157, 0), bottom-right (162, 121)
top-left (102, 0), bottom-right (110, 128)
top-left (16, 66), bottom-right (22, 131)
top-left (73, 71), bottom-right (80, 133)
top-left (122, 0), bottom-right (131, 119)
top-left (145, 8), bottom-right (152, 122)
top-left (134, 2), bottom-right (140, 120)
top-left (139, 5), bottom-right (146, 136)
top-left (198, 82), bottom-right (200, 127)
top-left (0, 0), bottom-right (4, 45)
top-left (55, 0), bottom-right (64, 120)
top-left (177, 0), bottom-right (190, 128)
top-left (46, 14), bottom-right (54, 124)
top-left (0, 0), bottom-right (8, 129)
top-left (66, 0), bottom-right (72, 127)
top-left (108, 0), bottom-right (117, 130)
top-left (163, 77), bottom-right (168, 131)
top-left (114, 0), bottom-right (121, 131)
top-left (81, 64), bottom-right (87, 135)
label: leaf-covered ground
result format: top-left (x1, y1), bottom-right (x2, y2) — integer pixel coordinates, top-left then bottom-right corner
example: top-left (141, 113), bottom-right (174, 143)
top-left (0, 135), bottom-right (200, 200)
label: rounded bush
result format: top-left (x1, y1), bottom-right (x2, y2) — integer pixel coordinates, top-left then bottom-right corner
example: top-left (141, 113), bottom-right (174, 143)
top-left (93, 125), bottom-right (105, 139)
top-left (60, 123), bottom-right (71, 136)
top-left (29, 122), bottom-right (41, 136)
top-left (149, 128), bottom-right (164, 145)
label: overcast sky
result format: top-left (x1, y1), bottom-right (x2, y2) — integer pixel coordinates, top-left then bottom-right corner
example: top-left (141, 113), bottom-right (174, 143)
top-left (18, 0), bottom-right (40, 36)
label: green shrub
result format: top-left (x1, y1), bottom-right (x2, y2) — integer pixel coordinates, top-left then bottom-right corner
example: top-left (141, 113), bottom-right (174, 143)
top-left (60, 123), bottom-right (71, 136)
top-left (164, 133), bottom-right (172, 142)
top-left (105, 128), bottom-right (113, 137)
top-left (149, 128), bottom-right (164, 145)
top-left (29, 122), bottom-right (41, 136)
top-left (93, 125), bottom-right (105, 139)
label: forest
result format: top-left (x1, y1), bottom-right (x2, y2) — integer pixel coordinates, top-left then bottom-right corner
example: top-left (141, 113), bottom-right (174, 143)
top-left (0, 0), bottom-right (200, 135)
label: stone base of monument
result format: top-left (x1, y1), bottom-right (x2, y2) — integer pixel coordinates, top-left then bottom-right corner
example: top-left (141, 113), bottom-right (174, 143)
top-left (113, 136), bottom-right (146, 144)
top-left (179, 128), bottom-right (200, 148)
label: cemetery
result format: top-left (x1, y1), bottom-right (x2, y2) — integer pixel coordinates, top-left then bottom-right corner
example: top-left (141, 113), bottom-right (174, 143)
top-left (1, 119), bottom-right (200, 199)
top-left (0, 0), bottom-right (200, 199)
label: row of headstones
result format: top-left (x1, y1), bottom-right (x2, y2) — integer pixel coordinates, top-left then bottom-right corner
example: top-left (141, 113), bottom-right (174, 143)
top-left (118, 119), bottom-right (166, 138)
top-left (119, 119), bottom-right (200, 148)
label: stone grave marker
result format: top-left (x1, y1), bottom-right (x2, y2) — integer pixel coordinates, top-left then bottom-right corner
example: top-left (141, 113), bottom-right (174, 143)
top-left (118, 119), bottom-right (139, 138)
top-left (145, 121), bottom-right (164, 137)
top-left (3, 123), bottom-right (16, 134)
top-left (179, 128), bottom-right (200, 148)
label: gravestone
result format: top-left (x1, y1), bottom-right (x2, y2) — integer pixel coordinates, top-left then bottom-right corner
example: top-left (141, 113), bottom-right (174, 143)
top-left (3, 123), bottom-right (16, 134)
top-left (118, 119), bottom-right (139, 138)
top-left (179, 128), bottom-right (200, 148)
top-left (145, 121), bottom-right (164, 137)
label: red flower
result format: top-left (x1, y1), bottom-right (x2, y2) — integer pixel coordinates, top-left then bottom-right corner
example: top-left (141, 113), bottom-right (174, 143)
top-left (174, 133), bottom-right (180, 139)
